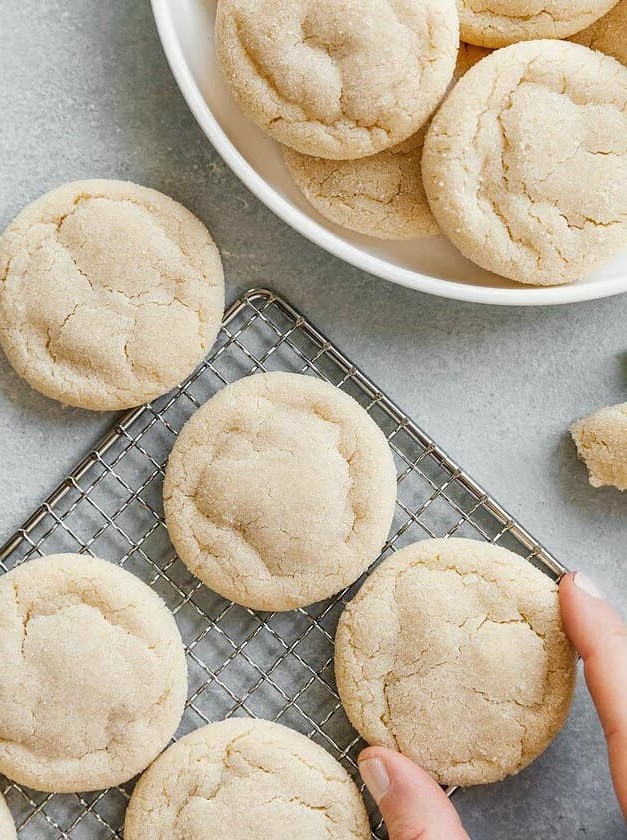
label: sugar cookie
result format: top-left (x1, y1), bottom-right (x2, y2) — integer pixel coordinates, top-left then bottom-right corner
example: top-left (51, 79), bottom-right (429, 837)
top-left (216, 0), bottom-right (459, 159)
top-left (570, 0), bottom-right (627, 65)
top-left (0, 554), bottom-right (187, 792)
top-left (571, 402), bottom-right (627, 490)
top-left (281, 44), bottom-right (489, 241)
top-left (335, 538), bottom-right (576, 787)
top-left (459, 0), bottom-right (622, 48)
top-left (125, 719), bottom-right (370, 839)
top-left (164, 372), bottom-right (397, 611)
top-left (0, 179), bottom-right (224, 410)
top-left (422, 41), bottom-right (627, 286)
top-left (282, 130), bottom-right (437, 240)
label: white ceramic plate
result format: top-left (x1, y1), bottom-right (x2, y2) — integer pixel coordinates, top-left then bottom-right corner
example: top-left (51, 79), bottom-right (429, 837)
top-left (151, 0), bottom-right (627, 306)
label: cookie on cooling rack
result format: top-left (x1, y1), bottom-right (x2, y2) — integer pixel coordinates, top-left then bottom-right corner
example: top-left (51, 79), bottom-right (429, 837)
top-left (335, 538), bottom-right (577, 787)
top-left (570, 0), bottom-right (627, 65)
top-left (216, 0), bottom-right (459, 160)
top-left (0, 793), bottom-right (16, 840)
top-left (0, 554), bottom-right (187, 793)
top-left (281, 43), bottom-right (490, 241)
top-left (422, 40), bottom-right (627, 286)
top-left (124, 719), bottom-right (370, 840)
top-left (0, 179), bottom-right (224, 411)
top-left (571, 402), bottom-right (627, 490)
top-left (163, 371), bottom-right (397, 611)
top-left (458, 0), bottom-right (621, 46)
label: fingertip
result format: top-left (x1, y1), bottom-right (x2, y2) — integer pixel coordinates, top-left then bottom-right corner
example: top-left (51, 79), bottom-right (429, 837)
top-left (558, 570), bottom-right (576, 593)
top-left (558, 572), bottom-right (580, 630)
top-left (559, 570), bottom-right (622, 657)
top-left (358, 747), bottom-right (457, 810)
top-left (359, 746), bottom-right (441, 791)
top-left (358, 747), bottom-right (469, 839)
top-left (358, 745), bottom-right (387, 764)
top-left (559, 571), bottom-right (604, 604)
top-left (358, 749), bottom-right (392, 806)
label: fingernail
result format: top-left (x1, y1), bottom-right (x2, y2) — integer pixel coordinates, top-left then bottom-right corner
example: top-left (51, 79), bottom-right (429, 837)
top-left (573, 572), bottom-right (604, 600)
top-left (359, 757), bottom-right (390, 805)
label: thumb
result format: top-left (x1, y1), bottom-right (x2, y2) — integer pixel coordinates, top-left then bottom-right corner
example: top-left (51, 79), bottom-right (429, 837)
top-left (559, 571), bottom-right (627, 817)
top-left (358, 747), bottom-right (469, 840)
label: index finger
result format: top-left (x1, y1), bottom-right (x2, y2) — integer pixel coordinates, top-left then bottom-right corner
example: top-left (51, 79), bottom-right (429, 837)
top-left (559, 572), bottom-right (627, 817)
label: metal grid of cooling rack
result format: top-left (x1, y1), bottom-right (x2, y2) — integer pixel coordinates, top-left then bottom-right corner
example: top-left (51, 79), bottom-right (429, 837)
top-left (0, 288), bottom-right (566, 840)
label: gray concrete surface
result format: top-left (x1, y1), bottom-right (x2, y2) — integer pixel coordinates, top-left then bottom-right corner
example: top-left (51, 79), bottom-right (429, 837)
top-left (1, 2), bottom-right (625, 837)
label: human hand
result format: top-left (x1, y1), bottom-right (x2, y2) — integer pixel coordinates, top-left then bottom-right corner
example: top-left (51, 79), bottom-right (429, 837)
top-left (559, 572), bottom-right (627, 817)
top-left (358, 571), bottom-right (627, 839)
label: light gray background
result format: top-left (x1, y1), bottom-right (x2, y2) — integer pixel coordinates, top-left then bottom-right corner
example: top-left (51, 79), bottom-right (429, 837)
top-left (1, 2), bottom-right (625, 838)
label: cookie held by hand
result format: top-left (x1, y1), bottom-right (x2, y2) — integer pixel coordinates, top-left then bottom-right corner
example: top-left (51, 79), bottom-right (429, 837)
top-left (335, 538), bottom-right (576, 787)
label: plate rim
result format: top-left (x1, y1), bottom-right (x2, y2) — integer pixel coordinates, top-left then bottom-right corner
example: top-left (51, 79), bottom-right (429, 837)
top-left (151, 0), bottom-right (627, 307)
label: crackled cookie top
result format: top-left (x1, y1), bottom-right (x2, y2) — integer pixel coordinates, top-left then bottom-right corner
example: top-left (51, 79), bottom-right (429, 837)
top-left (570, 0), bottom-right (627, 65)
top-left (281, 43), bottom-right (489, 240)
top-left (459, 0), bottom-right (622, 47)
top-left (0, 793), bottom-right (16, 840)
top-left (283, 129), bottom-right (438, 240)
top-left (0, 554), bottom-right (187, 793)
top-left (125, 719), bottom-right (370, 840)
top-left (571, 402), bottom-right (627, 490)
top-left (335, 538), bottom-right (576, 787)
top-left (422, 41), bottom-right (627, 287)
top-left (216, 0), bottom-right (459, 160)
top-left (163, 372), bottom-right (397, 611)
top-left (0, 179), bottom-right (224, 410)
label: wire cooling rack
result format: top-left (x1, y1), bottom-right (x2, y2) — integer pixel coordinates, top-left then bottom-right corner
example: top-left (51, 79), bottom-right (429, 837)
top-left (0, 288), bottom-right (566, 839)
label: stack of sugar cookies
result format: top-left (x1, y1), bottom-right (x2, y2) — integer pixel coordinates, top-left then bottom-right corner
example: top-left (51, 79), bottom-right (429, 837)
top-left (216, 0), bottom-right (627, 287)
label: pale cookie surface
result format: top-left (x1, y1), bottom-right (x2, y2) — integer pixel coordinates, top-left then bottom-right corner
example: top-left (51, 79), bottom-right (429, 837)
top-left (0, 179), bottom-right (224, 410)
top-left (216, 0), bottom-right (459, 160)
top-left (459, 0), bottom-right (621, 47)
top-left (335, 538), bottom-right (576, 787)
top-left (164, 372), bottom-right (397, 611)
top-left (281, 44), bottom-right (489, 241)
top-left (125, 718), bottom-right (370, 840)
top-left (283, 130), bottom-right (438, 240)
top-left (571, 402), bottom-right (627, 490)
top-left (0, 554), bottom-right (187, 793)
top-left (422, 41), bottom-right (627, 287)
top-left (570, 0), bottom-right (627, 65)
top-left (0, 793), bottom-right (16, 840)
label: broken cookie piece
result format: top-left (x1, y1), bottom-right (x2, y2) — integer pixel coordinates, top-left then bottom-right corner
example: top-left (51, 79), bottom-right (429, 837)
top-left (571, 402), bottom-right (627, 491)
